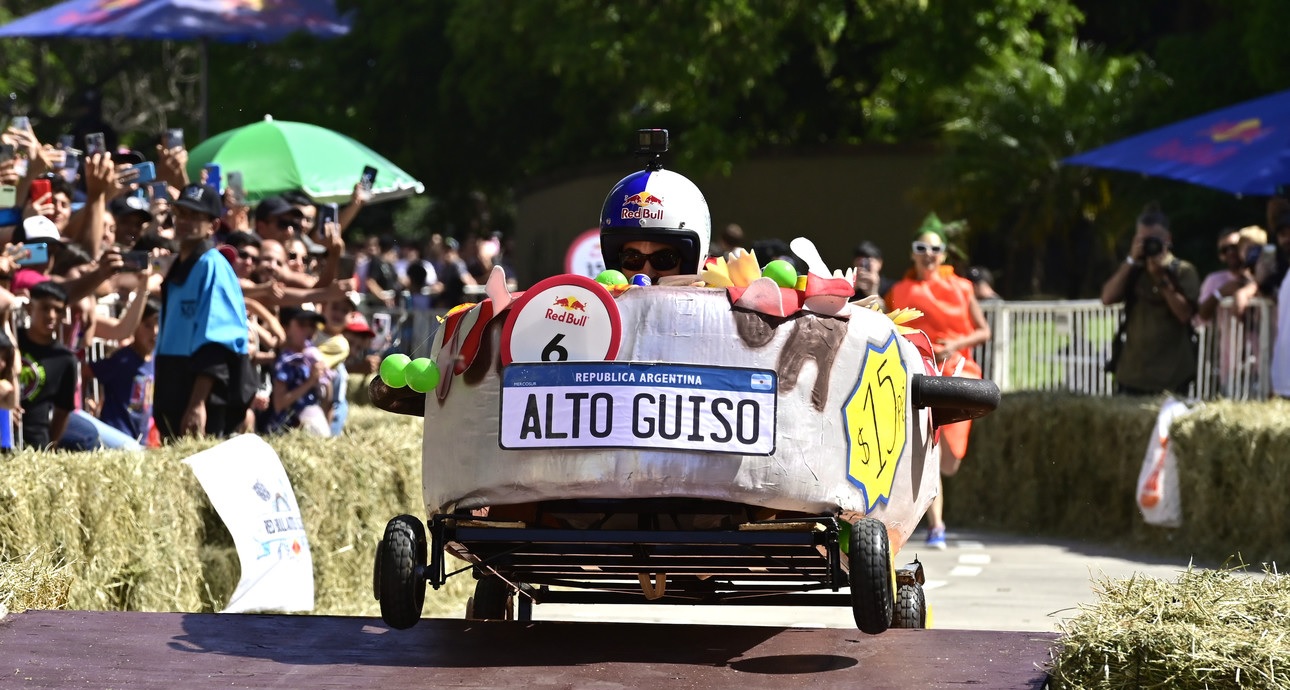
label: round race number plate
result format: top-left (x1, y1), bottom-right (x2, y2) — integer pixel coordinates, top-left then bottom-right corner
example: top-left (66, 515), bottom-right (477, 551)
top-left (500, 274), bottom-right (622, 366)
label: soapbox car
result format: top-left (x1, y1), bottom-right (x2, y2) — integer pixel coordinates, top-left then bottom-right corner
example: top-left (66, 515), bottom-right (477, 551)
top-left (370, 271), bottom-right (998, 634)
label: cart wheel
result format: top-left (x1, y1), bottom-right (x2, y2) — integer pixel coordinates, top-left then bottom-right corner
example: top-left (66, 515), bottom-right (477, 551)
top-left (849, 517), bottom-right (893, 634)
top-left (891, 582), bottom-right (926, 629)
top-left (471, 575), bottom-right (512, 620)
top-left (377, 515), bottom-right (427, 630)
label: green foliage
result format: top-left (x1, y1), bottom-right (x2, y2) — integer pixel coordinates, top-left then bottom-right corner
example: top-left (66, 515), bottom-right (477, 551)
top-left (925, 40), bottom-right (1171, 296)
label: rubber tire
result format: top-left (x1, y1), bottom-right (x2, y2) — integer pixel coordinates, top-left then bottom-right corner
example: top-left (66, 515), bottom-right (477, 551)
top-left (849, 517), bottom-right (894, 634)
top-left (891, 582), bottom-right (926, 629)
top-left (472, 575), bottom-right (511, 620)
top-left (377, 515), bottom-right (427, 630)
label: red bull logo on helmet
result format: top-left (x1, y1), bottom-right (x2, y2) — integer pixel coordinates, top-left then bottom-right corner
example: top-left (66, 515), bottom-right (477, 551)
top-left (621, 192), bottom-right (664, 221)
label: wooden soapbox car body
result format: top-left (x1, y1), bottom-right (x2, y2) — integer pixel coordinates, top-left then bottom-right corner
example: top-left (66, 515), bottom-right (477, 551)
top-left (371, 275), bottom-right (998, 633)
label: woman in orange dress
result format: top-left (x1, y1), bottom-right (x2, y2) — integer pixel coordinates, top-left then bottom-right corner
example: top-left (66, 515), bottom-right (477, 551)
top-left (884, 224), bottom-right (991, 549)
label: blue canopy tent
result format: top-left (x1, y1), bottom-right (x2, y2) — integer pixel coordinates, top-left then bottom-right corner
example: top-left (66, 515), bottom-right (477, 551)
top-left (0, 0), bottom-right (350, 139)
top-left (1065, 89), bottom-right (1290, 196)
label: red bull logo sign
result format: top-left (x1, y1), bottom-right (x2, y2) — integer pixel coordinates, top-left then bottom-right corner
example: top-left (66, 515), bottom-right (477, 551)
top-left (621, 192), bottom-right (664, 221)
top-left (547, 296), bottom-right (589, 326)
top-left (1207, 118), bottom-right (1272, 145)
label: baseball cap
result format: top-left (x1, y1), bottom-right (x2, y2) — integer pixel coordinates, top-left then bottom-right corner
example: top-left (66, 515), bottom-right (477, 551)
top-left (19, 215), bottom-right (64, 245)
top-left (854, 240), bottom-right (882, 260)
top-left (109, 195), bottom-right (153, 221)
top-left (254, 196), bottom-right (302, 222)
top-left (279, 305), bottom-right (327, 329)
top-left (343, 311), bottom-right (376, 336)
top-left (173, 184), bottom-right (223, 218)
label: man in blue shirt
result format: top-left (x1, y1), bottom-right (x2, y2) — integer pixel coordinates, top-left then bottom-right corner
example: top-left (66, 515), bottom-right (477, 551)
top-left (153, 183), bottom-right (250, 441)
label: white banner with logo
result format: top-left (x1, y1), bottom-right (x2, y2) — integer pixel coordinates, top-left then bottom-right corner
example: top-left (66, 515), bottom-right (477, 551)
top-left (183, 434), bottom-right (314, 613)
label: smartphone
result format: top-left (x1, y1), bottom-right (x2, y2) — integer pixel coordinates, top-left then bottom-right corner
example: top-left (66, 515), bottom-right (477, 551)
top-left (10, 116), bottom-right (30, 132)
top-left (28, 178), bottom-right (51, 204)
top-left (124, 161), bottom-right (156, 184)
top-left (121, 250), bottom-right (150, 273)
top-left (15, 242), bottom-right (49, 267)
top-left (57, 134), bottom-right (74, 150)
top-left (60, 152), bottom-right (80, 184)
top-left (1244, 245), bottom-right (1262, 268)
top-left (164, 128), bottom-right (184, 150)
top-left (359, 165), bottom-right (378, 191)
top-left (203, 163), bottom-right (222, 194)
top-left (150, 181), bottom-right (169, 200)
top-left (85, 132), bottom-right (106, 156)
top-left (0, 184), bottom-right (15, 208)
top-left (227, 170), bottom-right (245, 202)
top-left (0, 144), bottom-right (14, 164)
top-left (317, 202), bottom-right (339, 229)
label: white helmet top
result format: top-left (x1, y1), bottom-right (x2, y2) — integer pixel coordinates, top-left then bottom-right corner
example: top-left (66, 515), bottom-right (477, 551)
top-left (599, 166), bottom-right (711, 275)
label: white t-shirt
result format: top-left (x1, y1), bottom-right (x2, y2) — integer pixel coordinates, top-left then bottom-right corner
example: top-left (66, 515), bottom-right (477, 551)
top-left (1273, 270), bottom-right (1290, 397)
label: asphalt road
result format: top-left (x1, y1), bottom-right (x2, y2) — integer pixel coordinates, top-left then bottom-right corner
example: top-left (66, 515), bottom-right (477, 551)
top-left (532, 528), bottom-right (1198, 632)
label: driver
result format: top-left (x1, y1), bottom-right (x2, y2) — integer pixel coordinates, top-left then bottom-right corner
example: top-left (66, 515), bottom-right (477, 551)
top-left (599, 158), bottom-right (711, 284)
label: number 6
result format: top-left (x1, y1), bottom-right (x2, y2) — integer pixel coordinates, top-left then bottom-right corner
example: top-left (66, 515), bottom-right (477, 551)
top-left (542, 333), bottom-right (569, 361)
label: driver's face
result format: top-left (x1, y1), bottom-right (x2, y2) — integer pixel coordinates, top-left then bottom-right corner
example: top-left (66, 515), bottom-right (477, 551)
top-left (619, 240), bottom-right (682, 282)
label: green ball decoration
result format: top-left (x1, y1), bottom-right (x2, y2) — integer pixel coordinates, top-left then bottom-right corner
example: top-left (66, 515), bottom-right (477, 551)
top-left (405, 358), bottom-right (441, 394)
top-left (379, 354), bottom-right (411, 388)
top-left (762, 259), bottom-right (799, 289)
top-left (595, 269), bottom-right (628, 286)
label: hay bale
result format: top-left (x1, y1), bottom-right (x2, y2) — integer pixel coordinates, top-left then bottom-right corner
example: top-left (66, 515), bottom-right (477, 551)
top-left (1171, 399), bottom-right (1290, 564)
top-left (949, 392), bottom-right (1161, 538)
top-left (0, 405), bottom-right (473, 618)
top-left (1049, 567), bottom-right (1290, 688)
top-left (0, 549), bottom-right (71, 613)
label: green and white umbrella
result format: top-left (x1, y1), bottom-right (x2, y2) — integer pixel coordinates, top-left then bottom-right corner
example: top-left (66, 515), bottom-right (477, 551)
top-left (187, 116), bottom-right (425, 204)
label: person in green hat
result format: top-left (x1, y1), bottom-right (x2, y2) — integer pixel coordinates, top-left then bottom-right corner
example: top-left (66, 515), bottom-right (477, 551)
top-left (884, 212), bottom-right (992, 549)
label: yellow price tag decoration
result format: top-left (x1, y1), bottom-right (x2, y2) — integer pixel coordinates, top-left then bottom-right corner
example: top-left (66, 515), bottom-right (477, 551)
top-left (843, 332), bottom-right (908, 512)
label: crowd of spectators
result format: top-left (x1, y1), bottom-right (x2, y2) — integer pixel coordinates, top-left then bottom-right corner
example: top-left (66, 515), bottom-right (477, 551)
top-left (0, 119), bottom-right (515, 451)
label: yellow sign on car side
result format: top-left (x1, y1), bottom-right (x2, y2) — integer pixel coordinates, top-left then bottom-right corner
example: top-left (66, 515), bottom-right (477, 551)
top-left (843, 332), bottom-right (908, 512)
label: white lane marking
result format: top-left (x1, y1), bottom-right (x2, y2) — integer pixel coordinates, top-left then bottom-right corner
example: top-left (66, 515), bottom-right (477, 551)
top-left (923, 579), bottom-right (948, 591)
top-left (949, 565), bottom-right (983, 577)
top-left (956, 540), bottom-right (985, 550)
top-left (958, 554), bottom-right (991, 565)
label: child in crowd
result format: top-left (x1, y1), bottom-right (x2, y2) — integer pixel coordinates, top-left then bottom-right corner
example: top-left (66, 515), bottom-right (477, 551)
top-left (260, 306), bottom-right (331, 436)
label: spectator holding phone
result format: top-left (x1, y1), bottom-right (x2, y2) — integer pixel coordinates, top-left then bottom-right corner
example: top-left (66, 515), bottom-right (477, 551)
top-left (87, 298), bottom-right (160, 446)
top-left (261, 306), bottom-right (330, 436)
top-left (153, 183), bottom-right (251, 440)
top-left (851, 240), bottom-right (892, 307)
top-left (17, 281), bottom-right (78, 449)
top-left (1197, 226), bottom-right (1264, 325)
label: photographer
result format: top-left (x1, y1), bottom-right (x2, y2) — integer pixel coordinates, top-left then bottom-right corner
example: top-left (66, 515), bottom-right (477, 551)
top-left (1100, 204), bottom-right (1200, 396)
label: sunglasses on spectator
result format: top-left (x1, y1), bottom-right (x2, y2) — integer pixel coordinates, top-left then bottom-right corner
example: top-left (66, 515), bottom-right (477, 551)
top-left (238, 251), bottom-right (257, 260)
top-left (912, 241), bottom-right (945, 255)
top-left (1218, 244), bottom-right (1239, 254)
top-left (287, 252), bottom-right (302, 262)
top-left (619, 248), bottom-right (681, 272)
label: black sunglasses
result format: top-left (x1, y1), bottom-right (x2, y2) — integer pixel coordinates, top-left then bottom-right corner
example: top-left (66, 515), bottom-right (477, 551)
top-left (619, 248), bottom-right (681, 272)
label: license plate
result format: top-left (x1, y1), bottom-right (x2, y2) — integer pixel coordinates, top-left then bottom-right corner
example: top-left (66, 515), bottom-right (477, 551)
top-left (499, 362), bottom-right (777, 455)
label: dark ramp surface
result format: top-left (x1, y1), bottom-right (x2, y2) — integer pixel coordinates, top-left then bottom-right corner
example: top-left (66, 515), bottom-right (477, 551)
top-left (0, 610), bottom-right (1056, 688)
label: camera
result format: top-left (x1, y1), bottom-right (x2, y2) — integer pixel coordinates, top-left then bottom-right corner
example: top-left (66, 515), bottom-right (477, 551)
top-left (1142, 236), bottom-right (1165, 258)
top-left (635, 129), bottom-right (669, 155)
